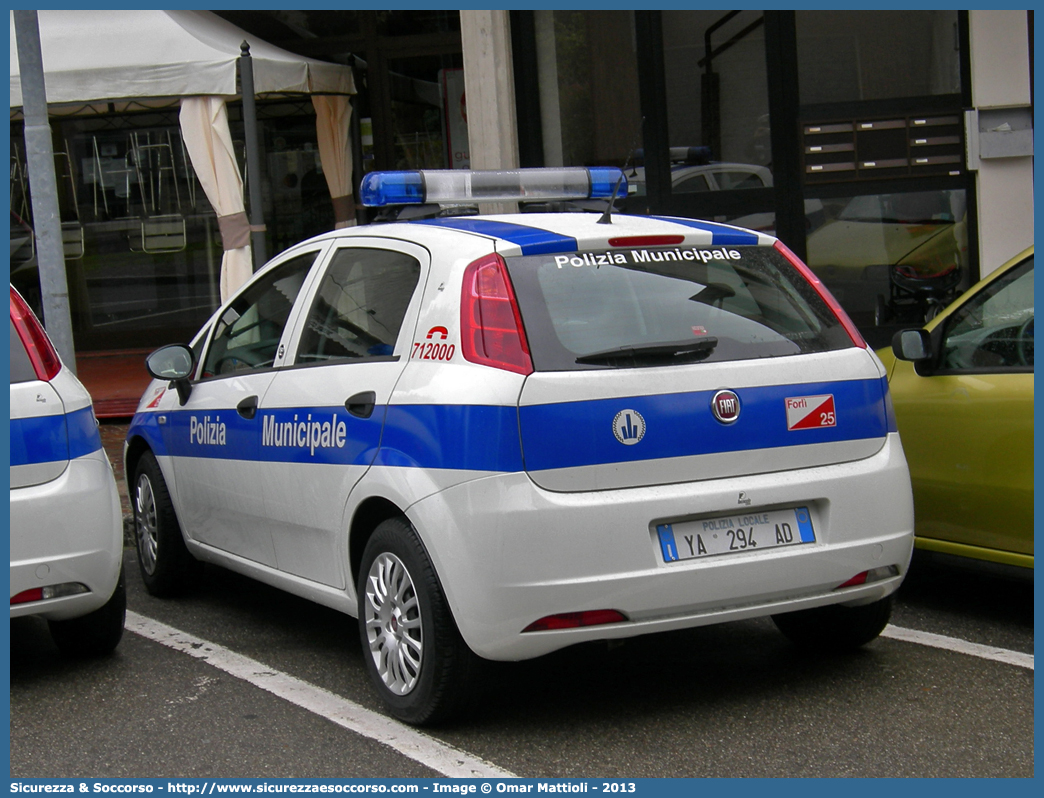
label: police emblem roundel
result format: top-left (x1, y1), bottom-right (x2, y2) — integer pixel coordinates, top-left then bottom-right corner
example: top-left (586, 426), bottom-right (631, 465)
top-left (613, 409), bottom-right (646, 445)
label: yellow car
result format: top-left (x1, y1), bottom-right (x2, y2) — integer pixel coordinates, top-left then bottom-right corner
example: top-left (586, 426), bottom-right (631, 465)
top-left (879, 246), bottom-right (1033, 569)
top-left (806, 190), bottom-right (968, 321)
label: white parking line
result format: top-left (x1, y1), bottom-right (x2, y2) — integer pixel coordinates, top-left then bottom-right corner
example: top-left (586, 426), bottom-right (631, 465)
top-left (125, 611), bottom-right (517, 779)
top-left (126, 611), bottom-right (1031, 775)
top-left (882, 624), bottom-right (1034, 671)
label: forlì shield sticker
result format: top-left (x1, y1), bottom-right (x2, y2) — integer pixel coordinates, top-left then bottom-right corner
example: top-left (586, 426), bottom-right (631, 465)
top-left (786, 394), bottom-right (836, 430)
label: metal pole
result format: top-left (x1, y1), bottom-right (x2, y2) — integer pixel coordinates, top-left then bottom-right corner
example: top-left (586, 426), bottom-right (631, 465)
top-left (238, 41), bottom-right (267, 270)
top-left (13, 10), bottom-right (76, 371)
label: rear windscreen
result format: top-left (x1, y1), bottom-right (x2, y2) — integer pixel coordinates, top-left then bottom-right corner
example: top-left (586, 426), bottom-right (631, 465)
top-left (505, 245), bottom-right (854, 371)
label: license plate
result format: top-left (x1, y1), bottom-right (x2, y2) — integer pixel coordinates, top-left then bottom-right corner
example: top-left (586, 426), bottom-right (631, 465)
top-left (656, 507), bottom-right (815, 563)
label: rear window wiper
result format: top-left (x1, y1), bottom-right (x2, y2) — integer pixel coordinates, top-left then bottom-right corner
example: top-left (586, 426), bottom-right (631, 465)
top-left (575, 337), bottom-right (719, 367)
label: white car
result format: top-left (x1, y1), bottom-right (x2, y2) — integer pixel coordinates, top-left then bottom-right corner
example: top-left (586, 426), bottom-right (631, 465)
top-left (125, 168), bottom-right (914, 724)
top-left (624, 158), bottom-right (825, 233)
top-left (626, 158), bottom-right (773, 196)
top-left (10, 286), bottom-right (125, 656)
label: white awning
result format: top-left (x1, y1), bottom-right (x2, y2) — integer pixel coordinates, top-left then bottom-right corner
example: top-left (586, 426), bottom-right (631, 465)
top-left (10, 9), bottom-right (354, 109)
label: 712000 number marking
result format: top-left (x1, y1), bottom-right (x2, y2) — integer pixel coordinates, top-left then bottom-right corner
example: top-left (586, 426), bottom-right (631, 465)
top-left (412, 342), bottom-right (455, 361)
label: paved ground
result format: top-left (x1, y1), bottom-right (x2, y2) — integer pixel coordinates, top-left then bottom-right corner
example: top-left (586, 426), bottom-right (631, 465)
top-left (11, 545), bottom-right (1033, 778)
top-left (78, 350), bottom-right (153, 418)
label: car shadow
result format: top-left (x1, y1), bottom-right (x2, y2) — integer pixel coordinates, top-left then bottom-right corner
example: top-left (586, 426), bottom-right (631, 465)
top-left (895, 549), bottom-right (1033, 630)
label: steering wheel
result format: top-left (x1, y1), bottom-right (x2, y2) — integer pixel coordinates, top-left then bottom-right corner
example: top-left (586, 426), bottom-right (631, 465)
top-left (215, 356), bottom-right (249, 375)
top-left (1016, 317), bottom-right (1034, 366)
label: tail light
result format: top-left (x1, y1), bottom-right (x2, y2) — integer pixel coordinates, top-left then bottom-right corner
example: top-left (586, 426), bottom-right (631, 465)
top-left (523, 609), bottom-right (627, 633)
top-left (460, 253), bottom-right (533, 375)
top-left (10, 287), bottom-right (62, 381)
top-left (11, 583), bottom-right (89, 605)
top-left (836, 565), bottom-right (900, 590)
top-left (773, 240), bottom-right (867, 348)
top-left (10, 588), bottom-right (43, 605)
top-left (608, 235), bottom-right (685, 247)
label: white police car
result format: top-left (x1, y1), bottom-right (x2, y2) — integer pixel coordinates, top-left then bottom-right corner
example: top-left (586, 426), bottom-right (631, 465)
top-left (10, 286), bottom-right (126, 656)
top-left (125, 168), bottom-right (914, 724)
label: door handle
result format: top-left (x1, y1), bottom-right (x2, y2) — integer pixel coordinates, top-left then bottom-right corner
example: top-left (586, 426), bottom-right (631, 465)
top-left (345, 391), bottom-right (376, 419)
top-left (237, 395), bottom-right (259, 420)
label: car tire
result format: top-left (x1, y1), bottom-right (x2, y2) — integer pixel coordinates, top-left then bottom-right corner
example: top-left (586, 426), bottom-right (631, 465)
top-left (133, 450), bottom-right (201, 596)
top-left (772, 596), bottom-right (893, 652)
top-left (357, 517), bottom-right (478, 726)
top-left (48, 567), bottom-right (126, 657)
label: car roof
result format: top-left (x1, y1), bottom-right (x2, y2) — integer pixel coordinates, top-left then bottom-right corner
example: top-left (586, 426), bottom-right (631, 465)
top-left (294, 212), bottom-right (777, 259)
top-left (923, 244), bottom-right (1034, 334)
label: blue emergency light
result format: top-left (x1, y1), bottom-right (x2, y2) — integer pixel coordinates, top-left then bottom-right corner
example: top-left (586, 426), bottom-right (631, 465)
top-left (359, 167), bottom-right (627, 207)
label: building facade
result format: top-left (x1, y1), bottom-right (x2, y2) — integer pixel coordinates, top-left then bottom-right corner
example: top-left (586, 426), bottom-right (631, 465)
top-left (10, 10), bottom-right (1032, 358)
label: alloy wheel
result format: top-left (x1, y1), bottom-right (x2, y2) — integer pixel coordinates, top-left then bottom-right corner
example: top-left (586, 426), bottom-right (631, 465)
top-left (135, 474), bottom-right (159, 575)
top-left (363, 552), bottom-right (423, 695)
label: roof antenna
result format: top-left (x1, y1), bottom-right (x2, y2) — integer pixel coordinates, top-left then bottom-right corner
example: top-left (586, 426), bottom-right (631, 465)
top-left (598, 125), bottom-right (643, 225)
top-left (596, 172), bottom-right (625, 225)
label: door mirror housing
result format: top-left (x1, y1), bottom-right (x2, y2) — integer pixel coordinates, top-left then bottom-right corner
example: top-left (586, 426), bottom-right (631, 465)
top-left (146, 344), bottom-right (195, 405)
top-left (891, 328), bottom-right (933, 363)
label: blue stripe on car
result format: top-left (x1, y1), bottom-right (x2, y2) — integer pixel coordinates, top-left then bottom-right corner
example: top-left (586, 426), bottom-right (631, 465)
top-left (517, 378), bottom-right (888, 472)
top-left (127, 378), bottom-right (887, 473)
top-left (130, 404), bottom-right (525, 473)
top-left (10, 405), bottom-right (102, 466)
top-left (412, 218), bottom-right (578, 255)
top-left (649, 216), bottom-right (760, 246)
top-left (376, 404), bottom-right (525, 471)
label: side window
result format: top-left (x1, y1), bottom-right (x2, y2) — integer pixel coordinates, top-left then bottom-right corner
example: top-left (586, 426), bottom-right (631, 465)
top-left (189, 324), bottom-right (211, 370)
top-left (201, 251), bottom-right (318, 377)
top-left (716, 170), bottom-right (766, 190)
top-left (673, 173), bottom-right (711, 193)
top-left (940, 257), bottom-right (1033, 372)
top-left (296, 247), bottom-right (421, 364)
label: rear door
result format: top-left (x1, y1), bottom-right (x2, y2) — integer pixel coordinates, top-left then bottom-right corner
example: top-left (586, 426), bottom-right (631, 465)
top-left (507, 243), bottom-right (891, 492)
top-left (258, 239), bottom-right (428, 587)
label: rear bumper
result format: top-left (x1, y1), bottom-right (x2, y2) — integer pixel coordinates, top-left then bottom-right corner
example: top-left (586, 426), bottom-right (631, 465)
top-left (10, 451), bottom-right (124, 621)
top-left (408, 432), bottom-right (914, 660)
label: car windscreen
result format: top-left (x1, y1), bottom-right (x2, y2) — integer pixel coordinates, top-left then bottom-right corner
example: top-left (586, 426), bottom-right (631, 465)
top-left (505, 245), bottom-right (854, 371)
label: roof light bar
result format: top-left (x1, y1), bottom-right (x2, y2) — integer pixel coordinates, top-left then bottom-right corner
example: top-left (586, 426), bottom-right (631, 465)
top-left (360, 167), bottom-right (627, 207)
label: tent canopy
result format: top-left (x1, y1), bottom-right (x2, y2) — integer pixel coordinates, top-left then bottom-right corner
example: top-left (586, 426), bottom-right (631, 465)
top-left (10, 9), bottom-right (354, 109)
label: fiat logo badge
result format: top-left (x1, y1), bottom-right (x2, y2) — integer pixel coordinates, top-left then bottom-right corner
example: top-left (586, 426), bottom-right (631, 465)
top-left (711, 390), bottom-right (741, 424)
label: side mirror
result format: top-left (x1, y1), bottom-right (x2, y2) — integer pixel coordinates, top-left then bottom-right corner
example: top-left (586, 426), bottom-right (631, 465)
top-left (146, 344), bottom-right (195, 405)
top-left (891, 329), bottom-right (933, 362)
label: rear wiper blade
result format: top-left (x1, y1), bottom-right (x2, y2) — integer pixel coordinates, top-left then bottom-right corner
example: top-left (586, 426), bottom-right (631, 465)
top-left (575, 337), bottom-right (719, 366)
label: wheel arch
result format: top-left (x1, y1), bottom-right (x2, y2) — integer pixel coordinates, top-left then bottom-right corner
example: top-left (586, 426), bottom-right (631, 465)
top-left (349, 496), bottom-right (409, 588)
top-left (123, 433), bottom-right (152, 495)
